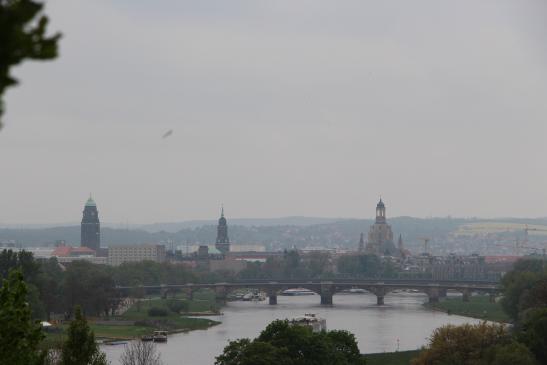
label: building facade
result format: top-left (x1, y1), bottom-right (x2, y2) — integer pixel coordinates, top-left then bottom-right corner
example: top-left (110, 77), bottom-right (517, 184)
top-left (108, 245), bottom-right (166, 266)
top-left (81, 195), bottom-right (100, 252)
top-left (215, 207), bottom-right (230, 254)
top-left (365, 199), bottom-right (398, 256)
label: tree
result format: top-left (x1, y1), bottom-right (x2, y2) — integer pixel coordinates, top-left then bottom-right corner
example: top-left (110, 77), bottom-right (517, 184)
top-left (0, 0), bottom-right (61, 129)
top-left (120, 341), bottom-right (162, 365)
top-left (215, 339), bottom-right (292, 365)
top-left (501, 260), bottom-right (546, 321)
top-left (516, 308), bottom-right (547, 364)
top-left (0, 270), bottom-right (46, 365)
top-left (488, 341), bottom-right (538, 365)
top-left (216, 320), bottom-right (365, 365)
top-left (63, 261), bottom-right (116, 316)
top-left (60, 306), bottom-right (108, 365)
top-left (410, 322), bottom-right (537, 365)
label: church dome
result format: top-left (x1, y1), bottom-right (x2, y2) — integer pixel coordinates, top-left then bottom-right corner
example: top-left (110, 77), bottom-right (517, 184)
top-left (376, 199), bottom-right (385, 208)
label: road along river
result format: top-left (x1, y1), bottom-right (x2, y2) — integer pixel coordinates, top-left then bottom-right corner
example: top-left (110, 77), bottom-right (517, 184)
top-left (102, 292), bottom-right (481, 365)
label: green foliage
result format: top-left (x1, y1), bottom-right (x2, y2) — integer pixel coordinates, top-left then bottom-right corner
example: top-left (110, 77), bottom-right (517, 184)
top-left (427, 295), bottom-right (510, 323)
top-left (487, 341), bottom-right (538, 365)
top-left (60, 306), bottom-right (108, 365)
top-left (337, 254), bottom-right (394, 278)
top-left (147, 307), bottom-right (168, 317)
top-left (516, 308), bottom-right (547, 364)
top-left (0, 0), bottom-right (61, 128)
top-left (64, 261), bottom-right (117, 317)
top-left (215, 339), bottom-right (291, 365)
top-left (411, 322), bottom-right (509, 365)
top-left (0, 270), bottom-right (46, 365)
top-left (501, 259), bottom-right (547, 321)
top-left (364, 350), bottom-right (420, 365)
top-left (216, 319), bottom-right (365, 365)
top-left (0, 249), bottom-right (40, 281)
top-left (113, 260), bottom-right (196, 286)
top-left (166, 299), bottom-right (189, 313)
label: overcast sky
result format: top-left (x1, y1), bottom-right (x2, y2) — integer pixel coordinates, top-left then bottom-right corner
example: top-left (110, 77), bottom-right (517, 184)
top-left (1, 0), bottom-right (547, 224)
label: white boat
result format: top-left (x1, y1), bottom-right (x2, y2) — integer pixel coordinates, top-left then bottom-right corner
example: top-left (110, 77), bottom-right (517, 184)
top-left (280, 288), bottom-right (315, 296)
top-left (290, 313), bottom-right (327, 333)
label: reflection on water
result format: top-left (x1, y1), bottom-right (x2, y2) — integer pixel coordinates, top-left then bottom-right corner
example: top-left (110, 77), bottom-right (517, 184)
top-left (102, 293), bottom-right (479, 365)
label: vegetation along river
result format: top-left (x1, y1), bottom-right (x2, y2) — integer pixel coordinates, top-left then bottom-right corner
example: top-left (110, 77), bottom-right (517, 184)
top-left (102, 292), bottom-right (481, 365)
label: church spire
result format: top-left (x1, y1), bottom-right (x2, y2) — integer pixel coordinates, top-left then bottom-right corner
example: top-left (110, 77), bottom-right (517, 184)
top-left (358, 232), bottom-right (365, 252)
top-left (216, 206), bottom-right (230, 255)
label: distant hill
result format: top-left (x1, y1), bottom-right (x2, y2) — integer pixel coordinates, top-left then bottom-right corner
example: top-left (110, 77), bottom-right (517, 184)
top-left (2, 217), bottom-right (546, 254)
top-left (135, 216), bottom-right (346, 233)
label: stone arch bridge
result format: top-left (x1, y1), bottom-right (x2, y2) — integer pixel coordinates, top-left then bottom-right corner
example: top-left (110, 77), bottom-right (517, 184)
top-left (116, 279), bottom-right (501, 306)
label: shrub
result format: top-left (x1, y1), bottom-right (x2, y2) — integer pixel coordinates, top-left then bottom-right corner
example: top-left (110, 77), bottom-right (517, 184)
top-left (166, 299), bottom-right (189, 314)
top-left (147, 307), bottom-right (168, 317)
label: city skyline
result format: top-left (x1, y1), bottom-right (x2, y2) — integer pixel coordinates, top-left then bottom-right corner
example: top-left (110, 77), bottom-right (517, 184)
top-left (1, 0), bottom-right (547, 223)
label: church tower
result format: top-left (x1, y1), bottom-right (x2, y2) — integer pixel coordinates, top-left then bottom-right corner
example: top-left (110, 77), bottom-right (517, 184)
top-left (215, 206), bottom-right (230, 255)
top-left (81, 195), bottom-right (100, 252)
top-left (365, 198), bottom-right (397, 256)
top-left (358, 233), bottom-right (365, 253)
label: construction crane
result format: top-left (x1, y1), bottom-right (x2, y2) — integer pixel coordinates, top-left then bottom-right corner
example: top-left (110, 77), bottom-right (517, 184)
top-left (523, 225), bottom-right (547, 245)
top-left (417, 237), bottom-right (431, 255)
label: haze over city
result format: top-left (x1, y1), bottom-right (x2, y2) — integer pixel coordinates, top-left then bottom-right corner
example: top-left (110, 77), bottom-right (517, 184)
top-left (2, 0), bottom-right (547, 224)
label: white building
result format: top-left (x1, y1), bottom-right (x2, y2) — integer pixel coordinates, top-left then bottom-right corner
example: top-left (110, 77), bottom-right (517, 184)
top-left (108, 245), bottom-right (166, 266)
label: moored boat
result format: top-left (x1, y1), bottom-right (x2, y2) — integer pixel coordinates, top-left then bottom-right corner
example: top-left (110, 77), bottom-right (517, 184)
top-left (152, 330), bottom-right (168, 343)
top-left (290, 313), bottom-right (327, 333)
top-left (280, 288), bottom-right (315, 296)
top-left (141, 334), bottom-right (154, 342)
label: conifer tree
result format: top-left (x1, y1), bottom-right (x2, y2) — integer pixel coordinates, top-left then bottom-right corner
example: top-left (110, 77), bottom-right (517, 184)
top-left (0, 270), bottom-right (46, 365)
top-left (60, 306), bottom-right (108, 365)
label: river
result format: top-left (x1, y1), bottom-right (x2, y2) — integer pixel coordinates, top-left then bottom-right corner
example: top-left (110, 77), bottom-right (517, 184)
top-left (102, 292), bottom-right (480, 365)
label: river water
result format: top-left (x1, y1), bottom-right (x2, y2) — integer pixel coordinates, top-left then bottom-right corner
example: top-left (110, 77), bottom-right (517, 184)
top-left (102, 292), bottom-right (480, 365)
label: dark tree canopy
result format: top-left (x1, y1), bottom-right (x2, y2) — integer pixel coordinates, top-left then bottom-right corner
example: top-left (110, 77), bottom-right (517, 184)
top-left (411, 322), bottom-right (537, 365)
top-left (0, 0), bottom-right (60, 129)
top-left (60, 306), bottom-right (108, 365)
top-left (216, 319), bottom-right (365, 365)
top-left (0, 270), bottom-right (46, 365)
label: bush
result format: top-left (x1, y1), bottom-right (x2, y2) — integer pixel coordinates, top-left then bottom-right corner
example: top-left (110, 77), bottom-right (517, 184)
top-left (166, 299), bottom-right (189, 314)
top-left (147, 307), bottom-right (168, 317)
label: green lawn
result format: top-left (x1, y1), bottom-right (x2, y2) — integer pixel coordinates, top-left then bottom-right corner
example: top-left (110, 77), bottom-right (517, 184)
top-left (426, 295), bottom-right (510, 323)
top-left (46, 292), bottom-right (220, 342)
top-left (364, 350), bottom-right (421, 365)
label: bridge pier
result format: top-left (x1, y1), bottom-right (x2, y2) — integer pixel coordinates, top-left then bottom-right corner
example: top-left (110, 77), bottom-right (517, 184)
top-left (267, 289), bottom-right (278, 305)
top-left (427, 287), bottom-right (440, 303)
top-left (370, 286), bottom-right (387, 306)
top-left (377, 296), bottom-right (384, 305)
top-left (320, 282), bottom-right (334, 305)
top-left (462, 288), bottom-right (470, 302)
top-left (215, 285), bottom-right (227, 303)
top-left (439, 288), bottom-right (447, 298)
top-left (320, 293), bottom-right (333, 305)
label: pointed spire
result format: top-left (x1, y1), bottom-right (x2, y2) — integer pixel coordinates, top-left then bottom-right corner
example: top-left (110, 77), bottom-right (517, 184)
top-left (221, 204), bottom-right (224, 218)
top-left (85, 193), bottom-right (96, 207)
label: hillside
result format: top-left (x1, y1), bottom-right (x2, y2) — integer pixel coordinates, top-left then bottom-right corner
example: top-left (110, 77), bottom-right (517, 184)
top-left (3, 216), bottom-right (547, 255)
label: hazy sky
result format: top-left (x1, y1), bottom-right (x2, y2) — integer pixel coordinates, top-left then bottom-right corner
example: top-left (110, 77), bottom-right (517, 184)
top-left (1, 0), bottom-right (547, 224)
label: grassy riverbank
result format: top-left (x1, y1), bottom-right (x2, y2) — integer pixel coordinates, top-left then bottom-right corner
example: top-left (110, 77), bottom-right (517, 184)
top-left (45, 290), bottom-right (221, 343)
top-left (364, 350), bottom-right (421, 365)
top-left (425, 295), bottom-right (510, 323)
